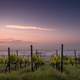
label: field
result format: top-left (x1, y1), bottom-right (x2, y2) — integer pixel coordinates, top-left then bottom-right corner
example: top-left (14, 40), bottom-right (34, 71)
top-left (0, 65), bottom-right (80, 80)
top-left (0, 45), bottom-right (79, 80)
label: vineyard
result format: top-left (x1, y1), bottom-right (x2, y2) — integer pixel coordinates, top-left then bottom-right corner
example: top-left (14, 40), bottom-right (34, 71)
top-left (0, 44), bottom-right (80, 80)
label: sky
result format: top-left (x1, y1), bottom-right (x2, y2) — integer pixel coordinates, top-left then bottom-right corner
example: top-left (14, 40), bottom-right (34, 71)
top-left (0, 0), bottom-right (80, 48)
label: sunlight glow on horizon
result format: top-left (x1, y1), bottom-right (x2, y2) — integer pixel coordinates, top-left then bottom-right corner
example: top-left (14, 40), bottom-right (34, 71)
top-left (0, 24), bottom-right (79, 45)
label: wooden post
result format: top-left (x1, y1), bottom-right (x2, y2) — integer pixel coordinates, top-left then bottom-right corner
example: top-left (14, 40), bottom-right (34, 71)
top-left (8, 47), bottom-right (10, 72)
top-left (35, 49), bottom-right (39, 70)
top-left (74, 49), bottom-right (77, 65)
top-left (61, 44), bottom-right (64, 72)
top-left (30, 45), bottom-right (34, 71)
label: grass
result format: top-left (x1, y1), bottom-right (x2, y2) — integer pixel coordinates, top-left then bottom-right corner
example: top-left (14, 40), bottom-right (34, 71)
top-left (64, 65), bottom-right (80, 80)
top-left (0, 65), bottom-right (80, 80)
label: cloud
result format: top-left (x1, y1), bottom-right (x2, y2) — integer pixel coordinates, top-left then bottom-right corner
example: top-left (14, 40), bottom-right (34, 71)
top-left (5, 25), bottom-right (54, 31)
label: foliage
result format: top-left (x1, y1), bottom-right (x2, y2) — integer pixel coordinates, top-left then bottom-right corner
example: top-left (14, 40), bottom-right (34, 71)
top-left (50, 55), bottom-right (61, 65)
top-left (0, 57), bottom-right (5, 64)
top-left (32, 55), bottom-right (44, 65)
top-left (67, 57), bottom-right (75, 65)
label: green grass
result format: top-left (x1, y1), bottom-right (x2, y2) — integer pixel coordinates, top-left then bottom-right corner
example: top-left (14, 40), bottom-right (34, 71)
top-left (64, 65), bottom-right (80, 80)
top-left (0, 65), bottom-right (80, 80)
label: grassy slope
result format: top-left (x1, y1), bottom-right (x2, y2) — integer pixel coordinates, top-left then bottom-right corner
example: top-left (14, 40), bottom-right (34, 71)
top-left (0, 65), bottom-right (80, 80)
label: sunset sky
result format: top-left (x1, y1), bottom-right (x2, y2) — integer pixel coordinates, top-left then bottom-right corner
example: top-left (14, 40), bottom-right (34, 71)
top-left (0, 0), bottom-right (80, 47)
